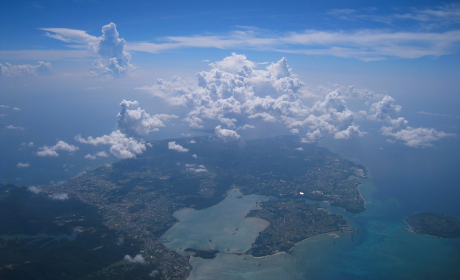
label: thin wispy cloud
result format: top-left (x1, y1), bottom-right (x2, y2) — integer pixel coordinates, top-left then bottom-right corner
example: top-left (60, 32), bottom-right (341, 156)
top-left (3, 6), bottom-right (455, 63)
top-left (327, 4), bottom-right (460, 28)
top-left (41, 27), bottom-right (460, 61)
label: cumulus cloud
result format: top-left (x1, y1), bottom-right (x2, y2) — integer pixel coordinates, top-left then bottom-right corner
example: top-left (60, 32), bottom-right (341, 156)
top-left (366, 95), bottom-right (455, 147)
top-left (27, 186), bottom-right (42, 194)
top-left (76, 130), bottom-right (146, 159)
top-left (215, 125), bottom-right (240, 140)
top-left (49, 193), bottom-right (69, 200)
top-left (42, 23), bottom-right (132, 78)
top-left (382, 125), bottom-right (454, 147)
top-left (368, 95), bottom-right (402, 120)
top-left (137, 55), bottom-right (365, 142)
top-left (21, 142), bottom-right (34, 147)
top-left (89, 23), bottom-right (133, 78)
top-left (124, 254), bottom-right (146, 264)
top-left (17, 162), bottom-right (29, 168)
top-left (168, 141), bottom-right (189, 152)
top-left (186, 164), bottom-right (207, 173)
top-left (84, 151), bottom-right (109, 160)
top-left (0, 61), bottom-right (52, 77)
top-left (117, 100), bottom-right (177, 136)
top-left (301, 129), bottom-right (322, 143)
top-left (37, 140), bottom-right (79, 157)
top-left (210, 52), bottom-right (255, 73)
top-left (334, 124), bottom-right (365, 139)
top-left (192, 154), bottom-right (198, 158)
top-left (134, 54), bottom-right (451, 148)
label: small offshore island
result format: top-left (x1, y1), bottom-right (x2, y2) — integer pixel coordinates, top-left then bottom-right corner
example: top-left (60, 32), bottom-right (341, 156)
top-left (406, 212), bottom-right (460, 238)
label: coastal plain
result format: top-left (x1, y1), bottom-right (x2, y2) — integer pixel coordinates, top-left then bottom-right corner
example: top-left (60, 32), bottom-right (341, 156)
top-left (1, 135), bottom-right (367, 279)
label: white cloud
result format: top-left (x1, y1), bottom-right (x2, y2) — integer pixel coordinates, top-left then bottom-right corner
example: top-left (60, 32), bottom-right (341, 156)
top-left (27, 186), bottom-right (42, 194)
top-left (89, 23), bottom-right (133, 78)
top-left (37, 140), bottom-right (79, 157)
top-left (134, 54), bottom-right (451, 148)
top-left (329, 4), bottom-right (460, 29)
top-left (0, 105), bottom-right (9, 108)
top-left (117, 100), bottom-right (177, 136)
top-left (210, 52), bottom-right (255, 73)
top-left (334, 124), bottom-right (365, 139)
top-left (192, 154), bottom-right (198, 158)
top-left (301, 129), bottom-right (322, 143)
top-left (42, 23), bottom-right (132, 78)
top-left (84, 154), bottom-right (97, 160)
top-left (49, 193), bottom-right (69, 200)
top-left (122, 27), bottom-right (460, 61)
top-left (186, 164), bottom-right (207, 173)
top-left (6, 125), bottom-right (24, 130)
top-left (13, 107), bottom-right (21, 111)
top-left (382, 125), bottom-right (454, 147)
top-left (76, 130), bottom-right (146, 159)
top-left (17, 162), bottom-right (29, 168)
top-left (368, 95), bottom-right (402, 120)
top-left (84, 152), bottom-right (107, 160)
top-left (215, 125), bottom-right (240, 140)
top-left (124, 254), bottom-right (146, 264)
top-left (0, 61), bottom-right (52, 77)
top-left (168, 141), bottom-right (189, 152)
top-left (295, 147), bottom-right (303, 151)
top-left (238, 124), bottom-right (255, 130)
top-left (149, 270), bottom-right (159, 277)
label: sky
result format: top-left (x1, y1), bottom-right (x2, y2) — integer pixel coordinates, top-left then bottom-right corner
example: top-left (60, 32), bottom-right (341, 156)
top-left (1, 0), bottom-right (460, 185)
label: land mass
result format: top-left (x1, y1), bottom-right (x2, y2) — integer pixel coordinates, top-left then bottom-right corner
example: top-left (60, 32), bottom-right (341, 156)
top-left (406, 212), bottom-right (460, 238)
top-left (184, 248), bottom-right (220, 259)
top-left (246, 199), bottom-right (353, 257)
top-left (1, 135), bottom-right (367, 280)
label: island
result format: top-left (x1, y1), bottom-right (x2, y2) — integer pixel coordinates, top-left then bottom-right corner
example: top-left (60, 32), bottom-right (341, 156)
top-left (184, 248), bottom-right (220, 259)
top-left (1, 135), bottom-right (367, 280)
top-left (406, 212), bottom-right (460, 238)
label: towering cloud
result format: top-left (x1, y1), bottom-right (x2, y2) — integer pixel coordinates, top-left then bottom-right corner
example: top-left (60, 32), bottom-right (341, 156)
top-left (76, 130), bottom-right (146, 159)
top-left (117, 100), bottom-right (177, 136)
top-left (42, 23), bottom-right (132, 78)
top-left (136, 53), bottom-right (452, 147)
top-left (89, 23), bottom-right (132, 78)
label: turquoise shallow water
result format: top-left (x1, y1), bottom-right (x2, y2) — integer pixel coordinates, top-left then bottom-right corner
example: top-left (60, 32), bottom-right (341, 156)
top-left (161, 173), bottom-right (460, 279)
top-left (161, 189), bottom-right (270, 254)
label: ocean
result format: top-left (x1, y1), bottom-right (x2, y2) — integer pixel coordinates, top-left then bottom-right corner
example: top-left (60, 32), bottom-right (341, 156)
top-left (160, 126), bottom-right (460, 279)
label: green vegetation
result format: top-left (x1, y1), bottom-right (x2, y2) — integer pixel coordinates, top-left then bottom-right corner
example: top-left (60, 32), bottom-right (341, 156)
top-left (1, 135), bottom-right (367, 279)
top-left (406, 212), bottom-right (460, 238)
top-left (184, 248), bottom-right (220, 259)
top-left (246, 200), bottom-right (350, 257)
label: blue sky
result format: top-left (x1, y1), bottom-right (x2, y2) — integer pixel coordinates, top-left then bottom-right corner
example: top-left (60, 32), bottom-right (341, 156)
top-left (1, 0), bottom-right (460, 185)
